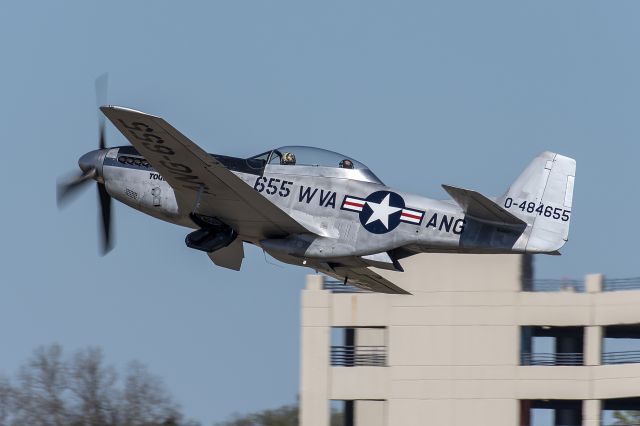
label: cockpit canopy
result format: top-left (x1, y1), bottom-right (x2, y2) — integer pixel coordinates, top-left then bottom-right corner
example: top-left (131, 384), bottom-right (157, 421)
top-left (248, 146), bottom-right (383, 184)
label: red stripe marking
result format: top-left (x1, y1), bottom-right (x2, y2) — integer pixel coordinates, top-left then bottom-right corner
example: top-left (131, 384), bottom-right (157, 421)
top-left (344, 201), bottom-right (364, 208)
top-left (401, 212), bottom-right (422, 220)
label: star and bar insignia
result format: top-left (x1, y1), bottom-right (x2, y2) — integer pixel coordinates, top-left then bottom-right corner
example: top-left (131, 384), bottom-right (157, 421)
top-left (341, 191), bottom-right (425, 234)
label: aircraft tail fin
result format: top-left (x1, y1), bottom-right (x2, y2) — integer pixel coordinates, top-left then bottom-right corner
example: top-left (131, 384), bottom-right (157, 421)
top-left (498, 152), bottom-right (576, 253)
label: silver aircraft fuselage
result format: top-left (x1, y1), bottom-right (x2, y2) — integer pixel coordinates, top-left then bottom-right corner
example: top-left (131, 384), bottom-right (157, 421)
top-left (103, 147), bottom-right (527, 267)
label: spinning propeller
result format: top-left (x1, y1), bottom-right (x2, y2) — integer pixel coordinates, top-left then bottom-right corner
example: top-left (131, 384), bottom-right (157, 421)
top-left (57, 73), bottom-right (114, 255)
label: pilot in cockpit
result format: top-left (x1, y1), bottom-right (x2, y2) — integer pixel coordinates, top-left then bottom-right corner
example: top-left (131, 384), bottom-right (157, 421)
top-left (339, 159), bottom-right (354, 169)
top-left (280, 152), bottom-right (296, 165)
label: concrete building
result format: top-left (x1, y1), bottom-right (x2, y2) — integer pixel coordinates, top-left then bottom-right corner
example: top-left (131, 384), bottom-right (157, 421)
top-left (299, 254), bottom-right (640, 426)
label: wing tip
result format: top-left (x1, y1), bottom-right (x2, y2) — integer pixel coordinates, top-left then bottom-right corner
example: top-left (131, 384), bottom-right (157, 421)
top-left (100, 105), bottom-right (160, 118)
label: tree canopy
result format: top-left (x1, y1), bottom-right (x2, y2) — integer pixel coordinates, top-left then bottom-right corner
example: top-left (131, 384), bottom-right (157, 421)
top-left (214, 402), bottom-right (344, 426)
top-left (0, 344), bottom-right (199, 426)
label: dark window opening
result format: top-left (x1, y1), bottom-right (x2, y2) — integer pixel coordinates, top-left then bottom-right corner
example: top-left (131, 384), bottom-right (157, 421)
top-left (331, 327), bottom-right (386, 367)
top-left (330, 400), bottom-right (385, 426)
top-left (521, 326), bottom-right (584, 366)
top-left (603, 325), bottom-right (640, 365)
top-left (520, 399), bottom-right (582, 426)
top-left (330, 400), bottom-right (353, 426)
top-left (602, 398), bottom-right (640, 426)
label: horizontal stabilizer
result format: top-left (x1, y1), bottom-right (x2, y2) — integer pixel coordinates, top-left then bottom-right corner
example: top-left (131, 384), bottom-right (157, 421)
top-left (442, 184), bottom-right (526, 227)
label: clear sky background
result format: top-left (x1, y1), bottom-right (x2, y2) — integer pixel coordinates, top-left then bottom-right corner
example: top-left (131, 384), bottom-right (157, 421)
top-left (1, 1), bottom-right (639, 424)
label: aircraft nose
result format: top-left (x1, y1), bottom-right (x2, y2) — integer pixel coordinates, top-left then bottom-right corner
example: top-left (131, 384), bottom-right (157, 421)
top-left (78, 149), bottom-right (105, 173)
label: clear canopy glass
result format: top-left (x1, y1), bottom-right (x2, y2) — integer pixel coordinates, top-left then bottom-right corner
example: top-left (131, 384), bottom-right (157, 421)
top-left (248, 145), bottom-right (383, 183)
top-left (270, 146), bottom-right (368, 168)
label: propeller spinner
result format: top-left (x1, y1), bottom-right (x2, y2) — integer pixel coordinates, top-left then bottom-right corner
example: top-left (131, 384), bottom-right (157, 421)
top-left (56, 73), bottom-right (114, 255)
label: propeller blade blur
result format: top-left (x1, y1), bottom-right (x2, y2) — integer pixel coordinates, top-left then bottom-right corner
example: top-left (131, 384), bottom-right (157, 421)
top-left (57, 73), bottom-right (115, 255)
top-left (56, 169), bottom-right (96, 208)
top-left (97, 182), bottom-right (113, 255)
top-left (95, 73), bottom-right (108, 150)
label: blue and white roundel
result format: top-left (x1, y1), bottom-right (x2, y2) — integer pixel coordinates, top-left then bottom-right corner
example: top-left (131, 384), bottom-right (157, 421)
top-left (360, 191), bottom-right (405, 234)
top-left (341, 191), bottom-right (426, 234)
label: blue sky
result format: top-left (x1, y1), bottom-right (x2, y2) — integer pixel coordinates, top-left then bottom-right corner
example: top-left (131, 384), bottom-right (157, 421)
top-left (1, 1), bottom-right (640, 424)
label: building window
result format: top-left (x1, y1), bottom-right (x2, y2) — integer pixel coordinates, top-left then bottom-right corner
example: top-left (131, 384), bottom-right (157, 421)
top-left (331, 400), bottom-right (385, 426)
top-left (331, 327), bottom-right (386, 367)
top-left (330, 400), bottom-right (352, 426)
top-left (521, 326), bottom-right (584, 366)
top-left (602, 398), bottom-right (640, 425)
top-left (602, 325), bottom-right (640, 365)
top-left (520, 400), bottom-right (582, 426)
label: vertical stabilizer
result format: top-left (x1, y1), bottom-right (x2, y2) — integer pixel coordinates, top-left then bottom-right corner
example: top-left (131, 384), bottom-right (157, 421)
top-left (499, 152), bottom-right (576, 253)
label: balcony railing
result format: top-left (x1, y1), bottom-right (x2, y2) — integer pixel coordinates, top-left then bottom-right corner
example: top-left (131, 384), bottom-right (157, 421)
top-left (602, 350), bottom-right (640, 364)
top-left (524, 276), bottom-right (640, 292)
top-left (603, 277), bottom-right (640, 292)
top-left (323, 279), bottom-right (371, 293)
top-left (331, 345), bottom-right (386, 366)
top-left (324, 275), bottom-right (640, 293)
top-left (522, 278), bottom-right (585, 293)
top-left (521, 352), bottom-right (584, 366)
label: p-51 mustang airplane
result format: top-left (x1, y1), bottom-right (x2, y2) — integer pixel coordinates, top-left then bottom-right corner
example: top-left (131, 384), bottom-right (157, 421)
top-left (58, 105), bottom-right (576, 295)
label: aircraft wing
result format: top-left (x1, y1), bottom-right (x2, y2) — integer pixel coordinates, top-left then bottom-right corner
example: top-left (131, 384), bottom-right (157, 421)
top-left (101, 106), bottom-right (311, 239)
top-left (327, 265), bottom-right (411, 295)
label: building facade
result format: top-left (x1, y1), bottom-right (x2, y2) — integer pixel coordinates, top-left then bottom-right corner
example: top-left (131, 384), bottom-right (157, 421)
top-left (299, 254), bottom-right (640, 426)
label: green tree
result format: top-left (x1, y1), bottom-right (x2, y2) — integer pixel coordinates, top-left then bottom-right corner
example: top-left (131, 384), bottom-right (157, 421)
top-left (216, 404), bottom-right (298, 426)
top-left (215, 402), bottom-right (344, 426)
top-left (614, 411), bottom-right (640, 426)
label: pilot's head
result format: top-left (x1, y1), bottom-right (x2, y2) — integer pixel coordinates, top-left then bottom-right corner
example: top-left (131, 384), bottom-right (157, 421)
top-left (339, 159), bottom-right (354, 169)
top-left (280, 152), bottom-right (296, 165)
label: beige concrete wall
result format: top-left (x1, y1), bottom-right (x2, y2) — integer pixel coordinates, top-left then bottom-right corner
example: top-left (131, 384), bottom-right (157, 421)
top-left (300, 275), bottom-right (330, 426)
top-left (593, 364), bottom-right (640, 399)
top-left (331, 294), bottom-right (389, 327)
top-left (386, 398), bottom-right (518, 426)
top-left (375, 253), bottom-right (522, 293)
top-left (356, 327), bottom-right (385, 346)
top-left (299, 255), bottom-right (640, 426)
top-left (354, 400), bottom-right (385, 426)
top-left (330, 367), bottom-right (388, 400)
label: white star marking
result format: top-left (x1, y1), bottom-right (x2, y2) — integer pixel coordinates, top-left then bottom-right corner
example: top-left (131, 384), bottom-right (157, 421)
top-left (365, 194), bottom-right (402, 229)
